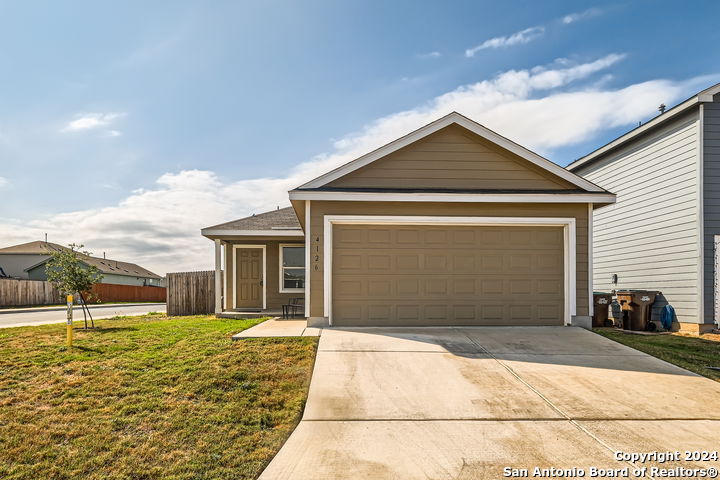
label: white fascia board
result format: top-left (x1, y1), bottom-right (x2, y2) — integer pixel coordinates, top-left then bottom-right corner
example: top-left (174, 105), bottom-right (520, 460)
top-left (288, 190), bottom-right (616, 204)
top-left (201, 229), bottom-right (304, 237)
top-left (298, 112), bottom-right (604, 192)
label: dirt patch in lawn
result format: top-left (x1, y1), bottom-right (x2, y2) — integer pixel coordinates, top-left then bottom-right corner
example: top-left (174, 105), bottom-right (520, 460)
top-left (0, 314), bottom-right (317, 480)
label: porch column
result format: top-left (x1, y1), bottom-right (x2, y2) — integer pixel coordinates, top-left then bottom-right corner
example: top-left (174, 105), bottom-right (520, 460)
top-left (214, 239), bottom-right (222, 313)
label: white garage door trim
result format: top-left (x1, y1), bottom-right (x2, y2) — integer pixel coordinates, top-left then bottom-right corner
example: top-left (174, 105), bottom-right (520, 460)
top-left (323, 215), bottom-right (577, 326)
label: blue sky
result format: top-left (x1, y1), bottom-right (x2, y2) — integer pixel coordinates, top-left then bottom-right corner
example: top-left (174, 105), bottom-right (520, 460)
top-left (1, 0), bottom-right (719, 273)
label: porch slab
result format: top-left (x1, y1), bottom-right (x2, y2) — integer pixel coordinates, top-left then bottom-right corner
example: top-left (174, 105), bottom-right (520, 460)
top-left (218, 310), bottom-right (284, 319)
top-left (232, 317), bottom-right (321, 339)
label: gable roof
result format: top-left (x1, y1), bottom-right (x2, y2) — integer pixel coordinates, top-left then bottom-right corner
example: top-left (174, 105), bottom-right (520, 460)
top-left (1, 241), bottom-right (162, 279)
top-left (0, 241), bottom-right (66, 255)
top-left (295, 112), bottom-right (607, 193)
top-left (568, 81), bottom-right (720, 172)
top-left (201, 207), bottom-right (303, 238)
top-left (25, 254), bottom-right (162, 279)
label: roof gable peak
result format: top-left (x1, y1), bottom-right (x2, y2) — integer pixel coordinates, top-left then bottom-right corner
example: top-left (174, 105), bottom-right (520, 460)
top-left (295, 112), bottom-right (604, 192)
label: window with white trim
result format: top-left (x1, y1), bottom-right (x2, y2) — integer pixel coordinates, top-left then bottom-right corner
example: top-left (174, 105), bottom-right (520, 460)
top-left (279, 245), bottom-right (305, 292)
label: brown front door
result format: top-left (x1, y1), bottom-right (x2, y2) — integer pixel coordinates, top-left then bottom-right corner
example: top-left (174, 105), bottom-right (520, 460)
top-left (235, 248), bottom-right (263, 309)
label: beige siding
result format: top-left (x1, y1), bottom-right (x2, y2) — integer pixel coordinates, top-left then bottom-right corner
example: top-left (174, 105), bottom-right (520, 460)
top-left (575, 110), bottom-right (701, 324)
top-left (308, 201), bottom-right (589, 321)
top-left (224, 239), bottom-right (304, 310)
top-left (326, 125), bottom-right (577, 190)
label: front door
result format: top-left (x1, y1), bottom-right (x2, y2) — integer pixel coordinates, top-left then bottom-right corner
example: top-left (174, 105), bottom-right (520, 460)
top-left (235, 248), bottom-right (263, 310)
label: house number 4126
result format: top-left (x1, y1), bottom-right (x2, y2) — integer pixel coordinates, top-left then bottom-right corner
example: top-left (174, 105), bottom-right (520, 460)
top-left (313, 235), bottom-right (321, 271)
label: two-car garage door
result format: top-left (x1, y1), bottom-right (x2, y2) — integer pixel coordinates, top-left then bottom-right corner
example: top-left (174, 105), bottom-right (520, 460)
top-left (331, 224), bottom-right (565, 326)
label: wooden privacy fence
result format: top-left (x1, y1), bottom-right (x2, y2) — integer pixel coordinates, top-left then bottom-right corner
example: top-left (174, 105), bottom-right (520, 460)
top-left (167, 271), bottom-right (218, 316)
top-left (0, 278), bottom-right (166, 307)
top-left (0, 278), bottom-right (62, 306)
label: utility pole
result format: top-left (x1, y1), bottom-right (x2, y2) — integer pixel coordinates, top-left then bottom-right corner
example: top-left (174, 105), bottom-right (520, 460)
top-left (66, 294), bottom-right (73, 348)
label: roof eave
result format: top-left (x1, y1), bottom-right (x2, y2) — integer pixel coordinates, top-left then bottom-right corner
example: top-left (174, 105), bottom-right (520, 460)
top-left (288, 189), bottom-right (616, 204)
top-left (201, 229), bottom-right (305, 239)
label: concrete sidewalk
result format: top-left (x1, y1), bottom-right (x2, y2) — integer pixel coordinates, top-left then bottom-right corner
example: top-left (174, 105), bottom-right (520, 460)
top-left (0, 302), bottom-right (166, 315)
top-left (259, 326), bottom-right (720, 479)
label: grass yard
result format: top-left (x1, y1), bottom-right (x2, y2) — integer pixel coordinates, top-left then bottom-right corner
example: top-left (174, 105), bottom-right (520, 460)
top-left (594, 328), bottom-right (720, 382)
top-left (0, 314), bottom-right (318, 480)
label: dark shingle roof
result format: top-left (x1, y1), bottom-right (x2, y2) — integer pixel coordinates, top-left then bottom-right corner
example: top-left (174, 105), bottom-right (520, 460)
top-left (0, 241), bottom-right (66, 254)
top-left (203, 206), bottom-right (301, 231)
top-left (79, 256), bottom-right (161, 278)
top-left (2, 241), bottom-right (162, 279)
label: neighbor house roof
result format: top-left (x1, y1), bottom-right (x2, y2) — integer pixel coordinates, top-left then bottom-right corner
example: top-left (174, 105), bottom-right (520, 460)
top-left (77, 257), bottom-right (161, 278)
top-left (0, 241), bottom-right (66, 255)
top-left (24, 254), bottom-right (162, 279)
top-left (201, 207), bottom-right (304, 238)
top-left (567, 81), bottom-right (720, 172)
top-left (0, 240), bottom-right (162, 279)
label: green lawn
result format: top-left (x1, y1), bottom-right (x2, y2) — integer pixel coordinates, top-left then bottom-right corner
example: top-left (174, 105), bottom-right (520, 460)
top-left (0, 314), bottom-right (318, 480)
top-left (594, 328), bottom-right (720, 382)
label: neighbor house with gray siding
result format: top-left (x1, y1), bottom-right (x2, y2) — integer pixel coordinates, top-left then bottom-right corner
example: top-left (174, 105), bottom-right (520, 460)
top-left (568, 82), bottom-right (720, 334)
top-left (0, 241), bottom-right (164, 287)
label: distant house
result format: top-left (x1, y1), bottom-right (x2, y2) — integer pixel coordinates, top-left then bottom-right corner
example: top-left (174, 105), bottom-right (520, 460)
top-left (0, 241), bottom-right (164, 287)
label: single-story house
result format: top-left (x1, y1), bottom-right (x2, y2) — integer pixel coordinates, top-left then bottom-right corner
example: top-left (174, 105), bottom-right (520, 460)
top-left (0, 241), bottom-right (164, 287)
top-left (203, 113), bottom-right (615, 327)
top-left (0, 241), bottom-right (66, 279)
top-left (568, 82), bottom-right (720, 334)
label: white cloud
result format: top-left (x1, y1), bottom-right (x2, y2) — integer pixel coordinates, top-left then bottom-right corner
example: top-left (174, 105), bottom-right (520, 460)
top-left (465, 26), bottom-right (544, 57)
top-left (417, 51), bottom-right (441, 59)
top-left (61, 113), bottom-right (122, 132)
top-left (0, 177), bottom-right (8, 188)
top-left (561, 8), bottom-right (603, 24)
top-left (1, 55), bottom-right (708, 275)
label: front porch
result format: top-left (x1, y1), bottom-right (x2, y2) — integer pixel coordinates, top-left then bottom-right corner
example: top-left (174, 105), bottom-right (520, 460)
top-left (202, 209), bottom-right (306, 317)
top-left (231, 317), bottom-right (320, 339)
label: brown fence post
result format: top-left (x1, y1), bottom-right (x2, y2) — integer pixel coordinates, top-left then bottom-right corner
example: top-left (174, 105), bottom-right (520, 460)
top-left (166, 271), bottom-right (217, 316)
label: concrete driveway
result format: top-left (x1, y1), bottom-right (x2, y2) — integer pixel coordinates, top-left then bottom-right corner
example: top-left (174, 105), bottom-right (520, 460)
top-left (260, 327), bottom-right (720, 479)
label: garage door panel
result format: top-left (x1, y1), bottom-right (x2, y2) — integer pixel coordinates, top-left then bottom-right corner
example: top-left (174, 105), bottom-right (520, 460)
top-left (452, 278), bottom-right (476, 295)
top-left (336, 254), bottom-right (362, 270)
top-left (395, 255), bottom-right (420, 271)
top-left (368, 280), bottom-right (392, 296)
top-left (510, 279), bottom-right (532, 295)
top-left (335, 276), bottom-right (563, 299)
top-left (367, 254), bottom-right (391, 270)
top-left (452, 254), bottom-right (476, 272)
top-left (397, 229), bottom-right (420, 244)
top-left (332, 224), bottom-right (565, 326)
top-left (367, 229), bottom-right (391, 244)
top-left (396, 278), bottom-right (419, 295)
top-left (425, 229), bottom-right (448, 243)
